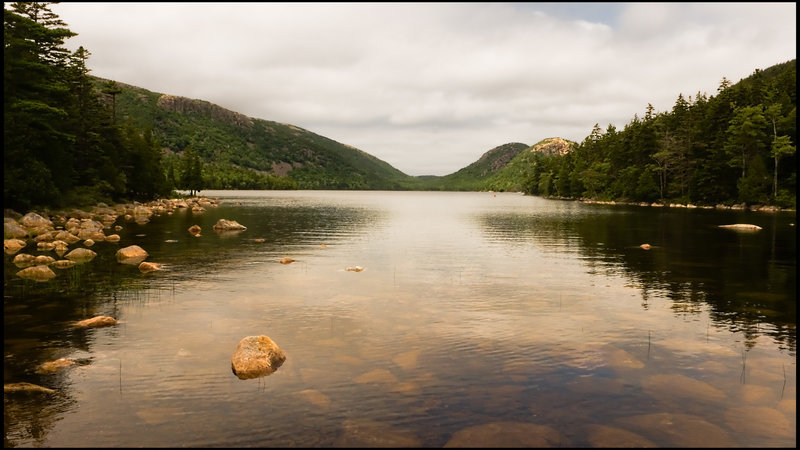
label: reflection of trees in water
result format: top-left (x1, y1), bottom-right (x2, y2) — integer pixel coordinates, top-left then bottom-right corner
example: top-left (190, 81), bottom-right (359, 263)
top-left (476, 206), bottom-right (796, 352)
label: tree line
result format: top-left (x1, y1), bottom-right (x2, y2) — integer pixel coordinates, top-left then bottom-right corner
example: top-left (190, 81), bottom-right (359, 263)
top-left (4, 2), bottom-right (795, 212)
top-left (521, 61), bottom-right (796, 208)
top-left (4, 2), bottom-right (218, 212)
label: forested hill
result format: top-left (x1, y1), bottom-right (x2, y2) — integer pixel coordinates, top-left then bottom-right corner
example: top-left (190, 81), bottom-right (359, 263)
top-left (105, 80), bottom-right (420, 191)
top-left (3, 3), bottom-right (795, 212)
top-left (419, 142), bottom-right (529, 191)
top-left (513, 60), bottom-right (796, 209)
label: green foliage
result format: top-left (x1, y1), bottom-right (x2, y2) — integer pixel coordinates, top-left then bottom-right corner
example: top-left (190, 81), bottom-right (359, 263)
top-left (3, 3), bottom-right (173, 210)
top-left (514, 60), bottom-right (796, 207)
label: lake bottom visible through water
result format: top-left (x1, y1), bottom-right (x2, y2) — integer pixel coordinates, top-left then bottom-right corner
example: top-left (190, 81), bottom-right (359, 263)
top-left (3, 190), bottom-right (796, 447)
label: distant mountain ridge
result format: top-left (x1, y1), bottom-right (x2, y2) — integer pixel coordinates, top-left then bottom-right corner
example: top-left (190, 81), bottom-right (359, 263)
top-left (101, 77), bottom-right (573, 191)
top-left (103, 78), bottom-right (420, 190)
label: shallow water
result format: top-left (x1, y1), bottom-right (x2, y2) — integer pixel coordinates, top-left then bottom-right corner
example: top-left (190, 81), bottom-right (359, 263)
top-left (4, 190), bottom-right (796, 447)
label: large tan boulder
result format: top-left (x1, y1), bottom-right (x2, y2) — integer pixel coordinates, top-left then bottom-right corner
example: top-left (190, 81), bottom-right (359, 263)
top-left (65, 247), bottom-right (97, 263)
top-left (4, 238), bottom-right (27, 254)
top-left (4, 221), bottom-right (28, 239)
top-left (20, 212), bottom-right (52, 228)
top-left (231, 335), bottom-right (286, 380)
top-left (16, 265), bottom-right (56, 282)
top-left (116, 245), bottom-right (148, 265)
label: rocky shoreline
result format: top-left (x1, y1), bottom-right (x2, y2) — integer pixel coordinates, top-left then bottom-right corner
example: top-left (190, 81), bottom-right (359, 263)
top-left (4, 196), bottom-right (223, 280)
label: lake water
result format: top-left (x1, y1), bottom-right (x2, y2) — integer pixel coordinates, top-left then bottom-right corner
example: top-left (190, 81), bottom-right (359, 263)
top-left (4, 190), bottom-right (796, 447)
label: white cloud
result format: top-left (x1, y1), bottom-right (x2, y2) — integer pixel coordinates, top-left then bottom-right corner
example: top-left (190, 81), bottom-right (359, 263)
top-left (49, 2), bottom-right (796, 176)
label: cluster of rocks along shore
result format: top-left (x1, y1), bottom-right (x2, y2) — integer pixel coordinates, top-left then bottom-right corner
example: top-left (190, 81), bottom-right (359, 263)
top-left (4, 197), bottom-right (224, 281)
top-left (5, 196), bottom-right (286, 394)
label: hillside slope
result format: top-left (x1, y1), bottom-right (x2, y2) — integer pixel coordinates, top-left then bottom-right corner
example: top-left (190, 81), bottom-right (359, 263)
top-left (482, 137), bottom-right (577, 192)
top-left (420, 142), bottom-right (529, 190)
top-left (103, 78), bottom-right (420, 190)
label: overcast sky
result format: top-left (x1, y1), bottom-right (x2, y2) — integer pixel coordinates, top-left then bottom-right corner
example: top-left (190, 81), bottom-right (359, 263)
top-left (49, 2), bottom-right (796, 176)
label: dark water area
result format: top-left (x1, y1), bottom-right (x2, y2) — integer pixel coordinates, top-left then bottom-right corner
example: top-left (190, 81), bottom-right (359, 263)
top-left (4, 191), bottom-right (796, 447)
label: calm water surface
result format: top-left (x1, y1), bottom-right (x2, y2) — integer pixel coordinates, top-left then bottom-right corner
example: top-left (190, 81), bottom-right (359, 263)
top-left (4, 191), bottom-right (796, 447)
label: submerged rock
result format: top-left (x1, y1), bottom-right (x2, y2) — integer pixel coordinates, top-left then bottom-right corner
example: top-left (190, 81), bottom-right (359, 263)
top-left (231, 335), bottom-right (286, 380)
top-left (4, 382), bottom-right (56, 394)
top-left (36, 358), bottom-right (77, 374)
top-left (138, 261), bottom-right (162, 273)
top-left (188, 224), bottom-right (202, 237)
top-left (280, 257), bottom-right (295, 264)
top-left (718, 223), bottom-right (762, 231)
top-left (444, 421), bottom-right (569, 448)
top-left (345, 266), bottom-right (365, 272)
top-left (75, 316), bottom-right (118, 328)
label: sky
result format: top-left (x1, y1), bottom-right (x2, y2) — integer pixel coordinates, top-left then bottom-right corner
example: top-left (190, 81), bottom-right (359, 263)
top-left (47, 2), bottom-right (796, 176)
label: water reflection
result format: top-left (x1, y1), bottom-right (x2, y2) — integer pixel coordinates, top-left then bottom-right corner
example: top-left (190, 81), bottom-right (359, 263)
top-left (4, 191), bottom-right (796, 447)
top-left (475, 202), bottom-right (796, 352)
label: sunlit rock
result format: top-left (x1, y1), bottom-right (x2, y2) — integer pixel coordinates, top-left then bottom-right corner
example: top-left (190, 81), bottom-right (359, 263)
top-left (345, 266), bottom-right (365, 272)
top-left (640, 243), bottom-right (652, 250)
top-left (75, 316), bottom-right (118, 328)
top-left (105, 234), bottom-right (121, 243)
top-left (4, 238), bottom-right (26, 254)
top-left (614, 413), bottom-right (735, 447)
top-left (4, 221), bottom-right (28, 239)
top-left (116, 245), bottom-right (148, 265)
top-left (52, 259), bottom-right (76, 269)
top-left (83, 239), bottom-right (95, 247)
top-left (33, 230), bottom-right (55, 242)
top-left (335, 419), bottom-right (421, 448)
top-left (188, 225), bottom-right (202, 236)
top-left (4, 382), bottom-right (56, 394)
top-left (77, 230), bottom-right (105, 242)
top-left (280, 257), bottom-right (295, 264)
top-left (718, 223), bottom-right (762, 231)
top-left (444, 421), bottom-right (569, 448)
top-left (65, 247), bottom-right (97, 263)
top-left (212, 219), bottom-right (247, 231)
top-left (36, 358), bottom-right (76, 373)
top-left (34, 255), bottom-right (55, 266)
top-left (20, 212), bottom-right (52, 228)
top-left (37, 241), bottom-right (56, 251)
top-left (13, 253), bottom-right (36, 267)
top-left (16, 265), bottom-right (56, 281)
top-left (231, 335), bottom-right (286, 380)
top-left (138, 261), bottom-right (162, 273)
top-left (585, 424), bottom-right (657, 448)
top-left (54, 230), bottom-right (80, 244)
